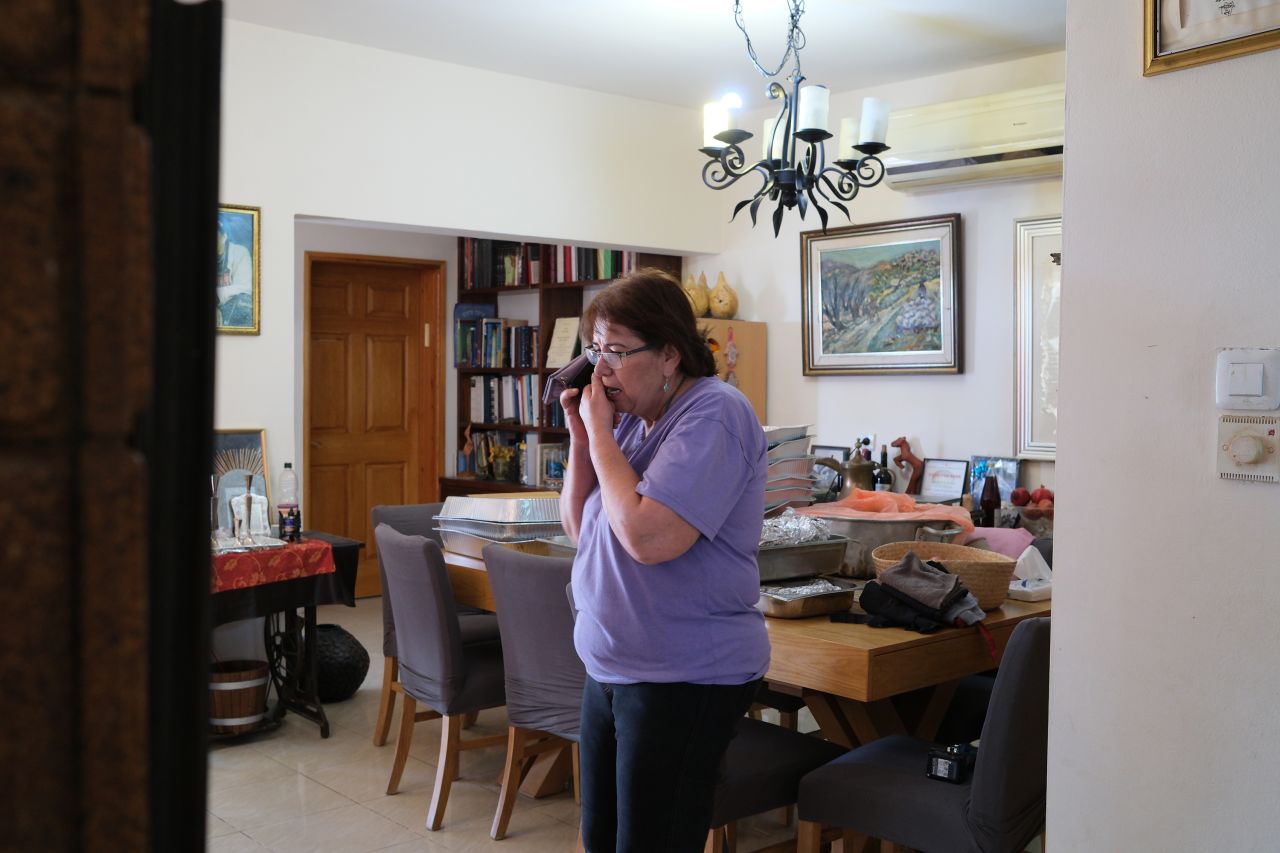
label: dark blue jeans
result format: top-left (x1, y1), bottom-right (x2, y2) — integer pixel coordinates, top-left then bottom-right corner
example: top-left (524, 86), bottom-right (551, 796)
top-left (579, 675), bottom-right (761, 853)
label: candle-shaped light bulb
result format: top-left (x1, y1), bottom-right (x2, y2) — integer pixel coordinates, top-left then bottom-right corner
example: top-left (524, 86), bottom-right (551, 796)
top-left (797, 85), bottom-right (830, 132)
top-left (838, 117), bottom-right (857, 160)
top-left (858, 97), bottom-right (889, 144)
top-left (761, 116), bottom-right (781, 160)
top-left (703, 101), bottom-right (730, 148)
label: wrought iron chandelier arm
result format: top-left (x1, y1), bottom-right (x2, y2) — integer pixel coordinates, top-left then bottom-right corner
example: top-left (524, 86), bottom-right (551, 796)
top-left (701, 145), bottom-right (770, 192)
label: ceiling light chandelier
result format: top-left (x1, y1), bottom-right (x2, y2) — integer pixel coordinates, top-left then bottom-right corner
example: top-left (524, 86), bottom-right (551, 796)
top-left (700, 0), bottom-right (891, 236)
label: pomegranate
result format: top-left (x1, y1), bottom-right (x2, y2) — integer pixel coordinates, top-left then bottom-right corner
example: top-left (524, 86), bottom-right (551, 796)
top-left (1010, 487), bottom-right (1032, 507)
top-left (1030, 484), bottom-right (1054, 504)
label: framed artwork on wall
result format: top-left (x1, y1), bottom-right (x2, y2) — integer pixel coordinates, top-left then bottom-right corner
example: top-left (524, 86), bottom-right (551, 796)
top-left (1144, 0), bottom-right (1280, 75)
top-left (212, 429), bottom-right (269, 532)
top-left (1015, 216), bottom-right (1062, 461)
top-left (801, 214), bottom-right (962, 375)
top-left (216, 204), bottom-right (261, 334)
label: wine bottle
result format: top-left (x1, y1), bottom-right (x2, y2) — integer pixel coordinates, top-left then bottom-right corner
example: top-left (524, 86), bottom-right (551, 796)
top-left (980, 474), bottom-right (1001, 528)
top-left (874, 445), bottom-right (895, 491)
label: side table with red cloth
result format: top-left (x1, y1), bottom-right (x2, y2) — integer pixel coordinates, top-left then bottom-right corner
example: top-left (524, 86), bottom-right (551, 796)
top-left (212, 538), bottom-right (335, 594)
top-left (210, 532), bottom-right (364, 738)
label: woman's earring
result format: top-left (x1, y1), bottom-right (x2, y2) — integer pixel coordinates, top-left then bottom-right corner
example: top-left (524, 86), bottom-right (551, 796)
top-left (662, 378), bottom-right (670, 393)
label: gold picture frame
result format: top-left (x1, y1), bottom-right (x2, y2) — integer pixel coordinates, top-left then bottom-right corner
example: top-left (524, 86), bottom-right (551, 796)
top-left (216, 204), bottom-right (261, 334)
top-left (1144, 0), bottom-right (1280, 75)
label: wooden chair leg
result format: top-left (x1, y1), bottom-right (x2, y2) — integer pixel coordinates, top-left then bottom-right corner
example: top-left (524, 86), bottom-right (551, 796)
top-left (726, 821), bottom-right (737, 853)
top-left (427, 713), bottom-right (463, 831)
top-left (462, 709), bottom-right (479, 729)
top-left (571, 741), bottom-right (581, 805)
top-left (491, 726), bottom-right (527, 840)
top-left (385, 693), bottom-right (416, 795)
top-left (575, 829), bottom-right (586, 853)
top-left (796, 819), bottom-right (823, 853)
top-left (704, 825), bottom-right (725, 853)
top-left (780, 709), bottom-right (798, 731)
top-left (372, 656), bottom-right (398, 746)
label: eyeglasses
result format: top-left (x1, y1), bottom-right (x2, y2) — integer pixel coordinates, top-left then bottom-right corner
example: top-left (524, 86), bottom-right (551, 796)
top-left (584, 343), bottom-right (657, 369)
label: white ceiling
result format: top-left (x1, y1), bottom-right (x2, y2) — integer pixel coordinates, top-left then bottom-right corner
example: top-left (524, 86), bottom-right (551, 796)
top-left (222, 0), bottom-right (1065, 110)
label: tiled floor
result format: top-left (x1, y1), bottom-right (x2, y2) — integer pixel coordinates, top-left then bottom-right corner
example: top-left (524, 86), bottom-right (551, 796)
top-left (207, 598), bottom-right (798, 852)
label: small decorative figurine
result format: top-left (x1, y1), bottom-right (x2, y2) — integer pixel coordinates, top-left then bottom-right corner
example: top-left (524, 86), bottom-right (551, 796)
top-left (683, 273), bottom-right (710, 317)
top-left (709, 272), bottom-right (739, 319)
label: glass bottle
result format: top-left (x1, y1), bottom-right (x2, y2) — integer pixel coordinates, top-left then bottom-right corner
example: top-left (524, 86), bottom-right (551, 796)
top-left (874, 445), bottom-right (895, 491)
top-left (980, 474), bottom-right (1001, 528)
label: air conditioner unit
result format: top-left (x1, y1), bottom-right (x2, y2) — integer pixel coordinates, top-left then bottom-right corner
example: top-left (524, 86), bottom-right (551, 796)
top-left (882, 83), bottom-right (1064, 192)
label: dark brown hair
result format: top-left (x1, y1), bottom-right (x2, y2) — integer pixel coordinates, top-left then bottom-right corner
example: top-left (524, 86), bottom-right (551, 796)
top-left (580, 268), bottom-right (717, 378)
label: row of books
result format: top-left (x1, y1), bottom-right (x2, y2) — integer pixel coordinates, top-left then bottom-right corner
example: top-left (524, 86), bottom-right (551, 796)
top-left (469, 374), bottom-right (541, 427)
top-left (454, 303), bottom-right (540, 369)
top-left (459, 237), bottom-right (641, 289)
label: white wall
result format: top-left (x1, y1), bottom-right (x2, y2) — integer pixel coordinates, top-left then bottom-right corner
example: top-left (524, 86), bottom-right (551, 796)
top-left (1051, 5), bottom-right (1280, 849)
top-left (216, 20), bottom-right (722, 481)
top-left (689, 53), bottom-right (1065, 488)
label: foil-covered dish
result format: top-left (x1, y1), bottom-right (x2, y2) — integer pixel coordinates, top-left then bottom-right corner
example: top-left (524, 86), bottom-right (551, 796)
top-left (437, 495), bottom-right (561, 524)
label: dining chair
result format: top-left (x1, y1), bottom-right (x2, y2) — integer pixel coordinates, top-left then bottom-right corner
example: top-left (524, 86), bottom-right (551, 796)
top-left (794, 616), bottom-right (1051, 853)
top-left (370, 503), bottom-right (499, 747)
top-left (481, 544), bottom-right (585, 840)
top-left (374, 524), bottom-right (508, 830)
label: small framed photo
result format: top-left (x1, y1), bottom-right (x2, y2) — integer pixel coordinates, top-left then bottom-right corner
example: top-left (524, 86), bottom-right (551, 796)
top-left (969, 455), bottom-right (1021, 503)
top-left (811, 444), bottom-right (852, 462)
top-left (1144, 0), bottom-right (1280, 75)
top-left (212, 429), bottom-right (269, 532)
top-left (920, 458), bottom-right (969, 500)
top-left (537, 443), bottom-right (566, 490)
top-left (217, 204), bottom-right (261, 334)
top-left (801, 214), bottom-right (962, 375)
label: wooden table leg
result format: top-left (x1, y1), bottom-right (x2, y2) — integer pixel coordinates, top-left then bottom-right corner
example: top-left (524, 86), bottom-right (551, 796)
top-left (519, 744), bottom-right (572, 798)
top-left (912, 679), bottom-right (959, 742)
top-left (835, 698), bottom-right (886, 745)
top-left (803, 692), bottom-right (856, 748)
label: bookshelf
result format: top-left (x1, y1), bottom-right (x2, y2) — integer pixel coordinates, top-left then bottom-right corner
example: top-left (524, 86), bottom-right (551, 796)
top-left (446, 238), bottom-right (682, 499)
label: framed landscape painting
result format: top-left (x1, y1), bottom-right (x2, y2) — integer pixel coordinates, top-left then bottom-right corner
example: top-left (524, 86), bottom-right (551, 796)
top-left (1145, 0), bottom-right (1280, 74)
top-left (216, 204), bottom-right (261, 334)
top-left (801, 214), bottom-right (962, 375)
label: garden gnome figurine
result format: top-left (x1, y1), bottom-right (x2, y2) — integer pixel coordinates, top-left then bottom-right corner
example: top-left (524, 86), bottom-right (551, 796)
top-left (683, 273), bottom-right (710, 317)
top-left (709, 272), bottom-right (739, 319)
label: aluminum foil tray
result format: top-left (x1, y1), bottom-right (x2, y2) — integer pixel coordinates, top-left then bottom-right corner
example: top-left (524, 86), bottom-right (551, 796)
top-left (433, 517), bottom-right (564, 540)
top-left (437, 495), bottom-right (561, 524)
top-left (766, 456), bottom-right (816, 479)
top-left (756, 535), bottom-right (849, 582)
top-left (437, 528), bottom-right (556, 561)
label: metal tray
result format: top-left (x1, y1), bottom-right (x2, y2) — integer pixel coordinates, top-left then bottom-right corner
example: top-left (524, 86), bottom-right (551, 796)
top-left (766, 436), bottom-right (813, 461)
top-left (437, 528), bottom-right (553, 560)
top-left (756, 535), bottom-right (849, 582)
top-left (757, 576), bottom-right (859, 619)
top-left (437, 494), bottom-right (561, 523)
top-left (432, 517), bottom-right (564, 540)
top-left (766, 456), bottom-right (817, 479)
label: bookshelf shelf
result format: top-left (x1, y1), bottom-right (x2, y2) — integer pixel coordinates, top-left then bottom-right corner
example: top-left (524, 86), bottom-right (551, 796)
top-left (451, 237), bottom-right (681, 491)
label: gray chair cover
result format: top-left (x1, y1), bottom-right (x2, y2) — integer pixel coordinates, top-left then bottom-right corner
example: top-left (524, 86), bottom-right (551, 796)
top-left (797, 617), bottom-right (1051, 853)
top-left (371, 503), bottom-right (495, 660)
top-left (482, 544), bottom-right (584, 741)
top-left (711, 718), bottom-right (847, 827)
top-left (374, 524), bottom-right (505, 716)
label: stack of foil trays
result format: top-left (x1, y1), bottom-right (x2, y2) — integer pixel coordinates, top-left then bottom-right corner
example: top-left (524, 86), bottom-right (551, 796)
top-left (434, 495), bottom-right (564, 559)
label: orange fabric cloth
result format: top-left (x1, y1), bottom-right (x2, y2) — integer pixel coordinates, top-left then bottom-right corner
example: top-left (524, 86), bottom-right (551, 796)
top-left (796, 489), bottom-right (975, 541)
top-left (211, 539), bottom-right (336, 594)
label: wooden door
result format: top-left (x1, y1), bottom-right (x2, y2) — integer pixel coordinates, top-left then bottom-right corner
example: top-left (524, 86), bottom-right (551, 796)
top-left (305, 254), bottom-right (444, 597)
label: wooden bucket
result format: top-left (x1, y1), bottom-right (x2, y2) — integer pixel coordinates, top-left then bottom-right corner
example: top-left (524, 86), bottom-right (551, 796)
top-left (209, 660), bottom-right (270, 735)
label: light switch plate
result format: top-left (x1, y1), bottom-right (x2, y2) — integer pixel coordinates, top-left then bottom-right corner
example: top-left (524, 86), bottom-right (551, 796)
top-left (1216, 348), bottom-right (1280, 409)
top-left (1217, 414), bottom-right (1279, 483)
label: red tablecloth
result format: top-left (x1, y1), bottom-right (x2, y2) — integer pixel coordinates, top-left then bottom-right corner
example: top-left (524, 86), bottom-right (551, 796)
top-left (212, 540), bottom-right (336, 594)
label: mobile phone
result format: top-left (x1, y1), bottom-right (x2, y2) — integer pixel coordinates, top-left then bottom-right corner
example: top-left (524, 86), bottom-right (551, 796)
top-left (542, 353), bottom-right (595, 405)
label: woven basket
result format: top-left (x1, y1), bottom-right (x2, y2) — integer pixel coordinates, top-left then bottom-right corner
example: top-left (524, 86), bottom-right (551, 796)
top-left (870, 541), bottom-right (1015, 610)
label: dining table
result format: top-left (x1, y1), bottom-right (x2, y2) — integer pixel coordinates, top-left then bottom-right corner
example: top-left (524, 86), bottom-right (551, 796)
top-left (441, 545), bottom-right (1050, 749)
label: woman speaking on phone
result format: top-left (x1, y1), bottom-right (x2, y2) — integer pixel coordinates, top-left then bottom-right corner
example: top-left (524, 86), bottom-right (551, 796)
top-left (559, 269), bottom-right (769, 852)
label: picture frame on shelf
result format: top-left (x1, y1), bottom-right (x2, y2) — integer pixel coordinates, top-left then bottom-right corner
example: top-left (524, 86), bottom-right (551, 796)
top-left (919, 458), bottom-right (970, 501)
top-left (1144, 0), bottom-right (1280, 75)
top-left (1015, 216), bottom-right (1062, 461)
top-left (800, 214), bottom-right (962, 375)
top-left (216, 204), bottom-right (261, 334)
top-left (969, 456), bottom-right (1021, 503)
top-left (212, 429), bottom-right (269, 532)
top-left (811, 444), bottom-right (852, 462)
top-left (537, 443), bottom-right (567, 490)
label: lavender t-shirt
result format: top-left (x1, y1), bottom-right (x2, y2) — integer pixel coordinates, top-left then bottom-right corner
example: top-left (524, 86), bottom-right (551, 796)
top-left (571, 377), bottom-right (770, 685)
